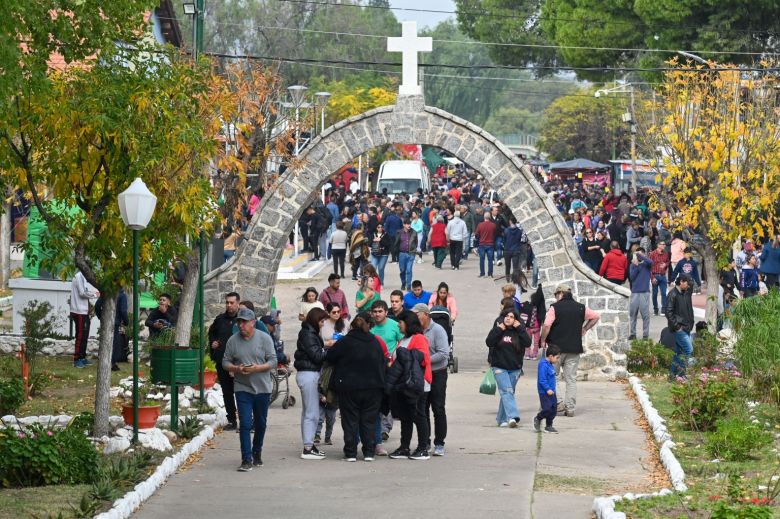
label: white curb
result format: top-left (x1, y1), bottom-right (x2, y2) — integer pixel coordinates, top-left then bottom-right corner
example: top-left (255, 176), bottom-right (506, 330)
top-left (592, 376), bottom-right (687, 518)
top-left (94, 412), bottom-right (228, 519)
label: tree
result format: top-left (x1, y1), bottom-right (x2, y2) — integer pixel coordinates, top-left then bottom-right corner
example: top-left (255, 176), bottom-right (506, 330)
top-left (456, 0), bottom-right (780, 80)
top-left (645, 60), bottom-right (780, 325)
top-left (483, 106), bottom-right (540, 136)
top-left (538, 88), bottom-right (630, 162)
top-left (308, 74), bottom-right (397, 125)
top-left (0, 47), bottom-right (232, 435)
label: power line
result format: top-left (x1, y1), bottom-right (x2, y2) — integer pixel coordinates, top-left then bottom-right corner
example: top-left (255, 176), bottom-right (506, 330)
top-left (203, 50), bottom-right (780, 74)
top-left (161, 15), bottom-right (776, 58)
top-left (276, 0), bottom-right (780, 37)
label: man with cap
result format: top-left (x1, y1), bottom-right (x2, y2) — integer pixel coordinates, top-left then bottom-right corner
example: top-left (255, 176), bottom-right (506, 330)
top-left (540, 284), bottom-right (600, 417)
top-left (222, 307), bottom-right (277, 471)
top-left (413, 303), bottom-right (450, 456)
top-left (208, 292), bottom-right (241, 430)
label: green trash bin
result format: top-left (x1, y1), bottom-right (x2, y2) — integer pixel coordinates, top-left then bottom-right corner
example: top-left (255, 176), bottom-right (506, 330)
top-left (150, 348), bottom-right (199, 386)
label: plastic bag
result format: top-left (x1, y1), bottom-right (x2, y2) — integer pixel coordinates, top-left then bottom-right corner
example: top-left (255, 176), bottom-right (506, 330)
top-left (479, 369), bottom-right (496, 395)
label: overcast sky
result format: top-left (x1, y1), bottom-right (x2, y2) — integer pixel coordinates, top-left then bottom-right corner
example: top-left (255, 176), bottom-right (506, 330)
top-left (389, 0), bottom-right (456, 29)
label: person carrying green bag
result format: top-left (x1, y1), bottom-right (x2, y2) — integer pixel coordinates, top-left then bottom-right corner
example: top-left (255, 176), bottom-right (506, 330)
top-left (485, 309), bottom-right (531, 427)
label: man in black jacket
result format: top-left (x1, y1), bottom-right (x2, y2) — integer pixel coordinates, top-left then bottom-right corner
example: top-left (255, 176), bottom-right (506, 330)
top-left (540, 284), bottom-right (600, 417)
top-left (666, 274), bottom-right (694, 379)
top-left (208, 291), bottom-right (241, 430)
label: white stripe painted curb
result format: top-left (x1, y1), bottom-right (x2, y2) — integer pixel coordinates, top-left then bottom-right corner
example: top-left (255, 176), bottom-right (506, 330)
top-left (94, 413), bottom-right (228, 519)
top-left (592, 376), bottom-right (687, 518)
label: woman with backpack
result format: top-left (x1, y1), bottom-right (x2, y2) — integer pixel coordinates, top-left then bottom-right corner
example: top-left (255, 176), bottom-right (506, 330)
top-left (325, 314), bottom-right (387, 462)
top-left (387, 311), bottom-right (432, 460)
top-left (485, 309), bottom-right (531, 428)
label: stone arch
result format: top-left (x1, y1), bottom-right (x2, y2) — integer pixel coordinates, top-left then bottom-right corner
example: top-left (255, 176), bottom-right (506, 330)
top-left (205, 95), bottom-right (630, 379)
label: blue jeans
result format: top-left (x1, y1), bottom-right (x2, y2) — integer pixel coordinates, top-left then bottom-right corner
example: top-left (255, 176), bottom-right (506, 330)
top-left (399, 252), bottom-right (415, 288)
top-left (478, 245), bottom-right (495, 276)
top-left (421, 227), bottom-right (429, 252)
top-left (235, 391), bottom-right (270, 462)
top-left (494, 236), bottom-right (504, 261)
top-left (493, 367), bottom-right (521, 424)
top-left (652, 275), bottom-right (668, 313)
top-left (224, 249), bottom-right (235, 263)
top-left (463, 233), bottom-right (472, 258)
top-left (671, 330), bottom-right (693, 378)
top-left (370, 254), bottom-right (389, 285)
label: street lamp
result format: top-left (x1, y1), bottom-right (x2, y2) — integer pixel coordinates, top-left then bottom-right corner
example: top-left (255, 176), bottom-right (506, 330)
top-left (182, 2), bottom-right (196, 15)
top-left (118, 178), bottom-right (157, 443)
top-left (595, 83), bottom-right (638, 194)
top-left (314, 91), bottom-right (331, 133)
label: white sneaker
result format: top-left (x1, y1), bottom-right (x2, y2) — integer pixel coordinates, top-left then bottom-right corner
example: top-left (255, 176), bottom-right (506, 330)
top-left (499, 421), bottom-right (509, 428)
top-left (416, 258), bottom-right (423, 264)
top-left (508, 418), bottom-right (518, 428)
top-left (301, 446), bottom-right (326, 460)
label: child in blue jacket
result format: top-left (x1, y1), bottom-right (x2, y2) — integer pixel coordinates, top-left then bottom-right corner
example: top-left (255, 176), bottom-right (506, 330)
top-left (534, 344), bottom-right (561, 434)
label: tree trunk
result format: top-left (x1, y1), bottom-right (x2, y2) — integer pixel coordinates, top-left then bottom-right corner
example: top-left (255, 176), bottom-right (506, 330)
top-left (93, 294), bottom-right (117, 437)
top-left (703, 246), bottom-right (720, 331)
top-left (0, 200), bottom-right (10, 289)
top-left (174, 249), bottom-right (199, 348)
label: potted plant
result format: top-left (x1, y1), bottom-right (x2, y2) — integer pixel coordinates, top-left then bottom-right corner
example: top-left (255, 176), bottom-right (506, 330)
top-left (121, 381), bottom-right (162, 429)
top-left (148, 328), bottom-right (199, 386)
top-left (194, 355), bottom-right (218, 390)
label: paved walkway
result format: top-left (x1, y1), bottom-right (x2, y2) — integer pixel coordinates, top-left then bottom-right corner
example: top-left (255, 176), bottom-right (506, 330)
top-left (134, 251), bottom-right (662, 518)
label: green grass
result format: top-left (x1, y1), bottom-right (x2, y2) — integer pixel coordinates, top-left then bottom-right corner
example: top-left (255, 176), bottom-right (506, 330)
top-left (0, 355), bottom-right (127, 417)
top-left (616, 377), bottom-right (780, 518)
top-left (0, 484), bottom-right (89, 519)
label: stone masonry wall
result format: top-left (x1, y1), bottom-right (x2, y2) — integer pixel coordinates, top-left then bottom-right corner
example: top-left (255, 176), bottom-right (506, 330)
top-left (204, 95), bottom-right (630, 380)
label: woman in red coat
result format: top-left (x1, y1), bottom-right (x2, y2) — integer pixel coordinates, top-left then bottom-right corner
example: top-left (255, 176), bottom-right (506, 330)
top-left (599, 240), bottom-right (629, 285)
top-left (429, 215), bottom-right (448, 269)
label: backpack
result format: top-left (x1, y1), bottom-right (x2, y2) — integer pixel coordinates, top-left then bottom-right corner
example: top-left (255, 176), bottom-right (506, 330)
top-left (317, 206), bottom-right (333, 229)
top-left (403, 348), bottom-right (425, 398)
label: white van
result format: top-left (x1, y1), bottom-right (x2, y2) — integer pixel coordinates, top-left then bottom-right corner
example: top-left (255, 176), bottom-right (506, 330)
top-left (376, 160), bottom-right (431, 194)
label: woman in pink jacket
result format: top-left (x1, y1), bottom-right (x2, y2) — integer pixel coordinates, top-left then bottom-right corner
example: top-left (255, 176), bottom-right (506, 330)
top-left (428, 282), bottom-right (458, 324)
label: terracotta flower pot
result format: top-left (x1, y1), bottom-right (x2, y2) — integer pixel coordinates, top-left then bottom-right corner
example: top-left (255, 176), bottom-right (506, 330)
top-left (193, 370), bottom-right (217, 390)
top-left (122, 403), bottom-right (161, 429)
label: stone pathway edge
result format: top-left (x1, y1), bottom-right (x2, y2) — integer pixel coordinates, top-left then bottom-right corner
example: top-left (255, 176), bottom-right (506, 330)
top-left (592, 375), bottom-right (688, 519)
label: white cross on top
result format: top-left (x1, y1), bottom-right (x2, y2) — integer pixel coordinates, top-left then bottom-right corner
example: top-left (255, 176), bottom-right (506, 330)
top-left (387, 21), bottom-right (432, 96)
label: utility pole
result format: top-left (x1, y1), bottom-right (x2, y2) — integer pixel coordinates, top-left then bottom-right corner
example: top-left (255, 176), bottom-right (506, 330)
top-left (629, 87), bottom-right (638, 195)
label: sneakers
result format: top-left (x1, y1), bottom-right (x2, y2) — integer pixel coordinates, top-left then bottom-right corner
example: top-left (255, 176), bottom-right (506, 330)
top-left (342, 456), bottom-right (357, 462)
top-left (252, 452), bottom-right (263, 466)
top-left (237, 460), bottom-right (253, 472)
top-left (389, 447), bottom-right (411, 459)
top-left (301, 446), bottom-right (326, 460)
top-left (111, 364), bottom-right (120, 372)
top-left (508, 418), bottom-right (518, 428)
top-left (324, 437), bottom-right (333, 445)
top-left (364, 455), bottom-right (375, 462)
top-left (628, 335), bottom-right (637, 341)
top-left (499, 421), bottom-right (509, 428)
top-left (544, 426), bottom-right (559, 434)
top-left (433, 444), bottom-right (445, 456)
top-left (82, 358), bottom-right (93, 366)
top-left (416, 258), bottom-right (423, 264)
top-left (533, 416), bottom-right (542, 432)
top-left (74, 359), bottom-right (86, 369)
top-left (409, 448), bottom-right (430, 460)
top-left (375, 444), bottom-right (388, 456)
top-left (496, 259), bottom-right (504, 266)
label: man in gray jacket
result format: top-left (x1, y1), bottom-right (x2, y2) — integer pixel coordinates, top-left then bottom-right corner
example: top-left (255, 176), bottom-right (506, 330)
top-left (222, 307), bottom-right (277, 471)
top-left (413, 303), bottom-right (450, 457)
top-left (445, 210), bottom-right (468, 270)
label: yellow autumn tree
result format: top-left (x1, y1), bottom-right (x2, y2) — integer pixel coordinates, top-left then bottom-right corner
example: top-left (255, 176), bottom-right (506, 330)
top-left (647, 60), bottom-right (780, 324)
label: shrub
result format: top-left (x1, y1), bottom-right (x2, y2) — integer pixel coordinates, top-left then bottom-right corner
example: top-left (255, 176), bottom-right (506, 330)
top-left (0, 423), bottom-right (99, 487)
top-left (0, 378), bottom-right (25, 416)
top-left (693, 328), bottom-right (721, 368)
top-left (670, 367), bottom-right (742, 431)
top-left (177, 415), bottom-right (203, 440)
top-left (731, 290), bottom-right (780, 404)
top-left (707, 416), bottom-right (773, 461)
top-left (626, 338), bottom-right (674, 375)
top-left (19, 300), bottom-right (62, 396)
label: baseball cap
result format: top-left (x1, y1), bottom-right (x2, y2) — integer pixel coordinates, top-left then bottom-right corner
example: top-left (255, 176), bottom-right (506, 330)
top-left (236, 308), bottom-right (256, 321)
top-left (411, 303), bottom-right (430, 314)
top-left (554, 283), bottom-right (572, 294)
top-left (260, 315), bottom-right (278, 326)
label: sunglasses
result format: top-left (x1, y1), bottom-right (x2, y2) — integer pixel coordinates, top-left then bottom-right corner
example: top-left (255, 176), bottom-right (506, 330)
top-left (330, 310), bottom-right (340, 315)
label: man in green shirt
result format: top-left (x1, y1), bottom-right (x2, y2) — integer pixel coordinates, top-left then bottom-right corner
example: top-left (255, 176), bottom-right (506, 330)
top-left (369, 300), bottom-right (403, 355)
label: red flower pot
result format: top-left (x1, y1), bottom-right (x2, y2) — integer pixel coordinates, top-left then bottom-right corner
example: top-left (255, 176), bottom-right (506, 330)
top-left (193, 370), bottom-right (217, 390)
top-left (122, 403), bottom-right (161, 429)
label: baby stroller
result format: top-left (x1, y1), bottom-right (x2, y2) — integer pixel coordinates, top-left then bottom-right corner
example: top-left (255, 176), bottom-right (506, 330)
top-left (430, 305), bottom-right (457, 373)
top-left (266, 309), bottom-right (296, 409)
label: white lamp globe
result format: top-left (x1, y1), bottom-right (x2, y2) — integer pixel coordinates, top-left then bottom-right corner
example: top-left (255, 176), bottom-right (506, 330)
top-left (118, 178), bottom-right (157, 231)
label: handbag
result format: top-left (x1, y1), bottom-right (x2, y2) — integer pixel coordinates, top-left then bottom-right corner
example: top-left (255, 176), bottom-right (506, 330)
top-left (479, 369), bottom-right (496, 395)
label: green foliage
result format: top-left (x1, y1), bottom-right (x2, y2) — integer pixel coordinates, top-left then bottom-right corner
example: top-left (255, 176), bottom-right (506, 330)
top-left (731, 290), bottom-right (780, 404)
top-left (0, 377), bottom-right (25, 416)
top-left (177, 416), bottom-right (204, 440)
top-left (693, 328), bottom-right (721, 369)
top-left (710, 501), bottom-right (773, 519)
top-left (706, 416), bottom-right (773, 462)
top-left (203, 355), bottom-right (216, 372)
top-left (148, 329), bottom-right (176, 349)
top-left (0, 423), bottom-right (99, 487)
top-left (626, 338), bottom-right (673, 375)
top-left (68, 412), bottom-right (95, 437)
top-left (19, 300), bottom-right (60, 396)
top-left (538, 87), bottom-right (630, 162)
top-left (670, 368), bottom-right (742, 431)
top-left (69, 492), bottom-right (101, 519)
